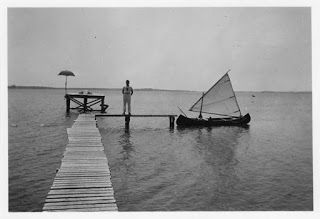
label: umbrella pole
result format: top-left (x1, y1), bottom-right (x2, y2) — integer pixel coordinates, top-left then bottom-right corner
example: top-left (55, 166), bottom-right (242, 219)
top-left (65, 76), bottom-right (67, 94)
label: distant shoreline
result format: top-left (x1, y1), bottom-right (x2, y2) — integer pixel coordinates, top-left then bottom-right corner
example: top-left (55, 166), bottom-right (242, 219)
top-left (7, 85), bottom-right (311, 93)
top-left (7, 85), bottom-right (195, 92)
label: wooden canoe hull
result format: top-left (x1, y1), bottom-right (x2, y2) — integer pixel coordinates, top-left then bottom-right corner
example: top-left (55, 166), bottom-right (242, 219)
top-left (176, 113), bottom-right (251, 127)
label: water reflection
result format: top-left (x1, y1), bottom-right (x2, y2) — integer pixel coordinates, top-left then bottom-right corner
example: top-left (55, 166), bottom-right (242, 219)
top-left (119, 127), bottom-right (135, 161)
top-left (176, 126), bottom-right (250, 209)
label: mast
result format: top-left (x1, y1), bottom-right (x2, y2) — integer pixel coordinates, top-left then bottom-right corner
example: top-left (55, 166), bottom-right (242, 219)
top-left (198, 92), bottom-right (204, 119)
top-left (227, 73), bottom-right (242, 117)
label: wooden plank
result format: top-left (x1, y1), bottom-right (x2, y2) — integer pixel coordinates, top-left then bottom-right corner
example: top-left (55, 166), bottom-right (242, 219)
top-left (51, 181), bottom-right (112, 185)
top-left (53, 180), bottom-right (111, 186)
top-left (67, 137), bottom-right (101, 139)
top-left (44, 200), bottom-right (115, 208)
top-left (61, 158), bottom-right (107, 161)
top-left (61, 159), bottom-right (107, 162)
top-left (44, 207), bottom-right (117, 212)
top-left (55, 174), bottom-right (110, 178)
top-left (63, 152), bottom-right (106, 155)
top-left (43, 203), bottom-right (117, 211)
top-left (57, 170), bottom-right (110, 173)
top-left (67, 130), bottom-right (99, 132)
top-left (55, 176), bottom-right (111, 179)
top-left (65, 146), bottom-right (104, 149)
top-left (43, 205), bottom-right (118, 211)
top-left (53, 179), bottom-right (111, 183)
top-left (58, 166), bottom-right (109, 169)
top-left (52, 180), bottom-right (112, 184)
top-left (44, 202), bottom-right (117, 209)
top-left (57, 171), bottom-right (109, 174)
top-left (44, 208), bottom-right (116, 212)
top-left (57, 172), bottom-right (110, 175)
top-left (51, 179), bottom-right (112, 183)
top-left (59, 165), bottom-right (108, 168)
top-left (58, 170), bottom-right (109, 173)
top-left (50, 185), bottom-right (113, 190)
top-left (52, 180), bottom-right (112, 185)
top-left (51, 185), bottom-right (112, 189)
top-left (63, 151), bottom-right (106, 154)
top-left (63, 151), bottom-right (106, 155)
top-left (53, 178), bottom-right (111, 182)
top-left (55, 175), bottom-right (111, 178)
top-left (61, 159), bottom-right (108, 162)
top-left (54, 176), bottom-right (111, 180)
top-left (53, 180), bottom-right (111, 184)
top-left (59, 163), bottom-right (109, 167)
top-left (62, 157), bottom-right (107, 160)
top-left (44, 202), bottom-right (118, 209)
top-left (67, 133), bottom-right (100, 135)
top-left (67, 141), bottom-right (103, 144)
top-left (59, 163), bottom-right (108, 166)
top-left (48, 187), bottom-right (115, 192)
top-left (47, 194), bottom-right (115, 199)
top-left (66, 144), bottom-right (104, 146)
top-left (54, 175), bottom-right (111, 179)
top-left (45, 196), bottom-right (116, 203)
top-left (56, 172), bottom-right (110, 175)
top-left (61, 158), bottom-right (108, 161)
top-left (47, 193), bottom-right (115, 198)
top-left (65, 148), bottom-right (104, 152)
top-left (48, 188), bottom-right (114, 194)
top-left (56, 170), bottom-right (109, 173)
top-left (56, 174), bottom-right (111, 177)
top-left (68, 136), bottom-right (101, 139)
top-left (58, 168), bottom-right (108, 171)
top-left (68, 139), bottom-right (102, 141)
top-left (60, 163), bottom-right (108, 166)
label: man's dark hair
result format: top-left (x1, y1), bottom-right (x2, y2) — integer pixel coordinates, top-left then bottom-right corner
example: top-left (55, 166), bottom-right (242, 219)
top-left (126, 80), bottom-right (129, 84)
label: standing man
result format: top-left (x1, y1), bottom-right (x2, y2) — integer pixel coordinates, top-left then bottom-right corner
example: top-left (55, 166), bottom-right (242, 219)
top-left (122, 80), bottom-right (133, 115)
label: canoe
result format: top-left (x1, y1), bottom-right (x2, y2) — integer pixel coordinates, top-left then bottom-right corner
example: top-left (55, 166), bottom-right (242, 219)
top-left (176, 113), bottom-right (251, 127)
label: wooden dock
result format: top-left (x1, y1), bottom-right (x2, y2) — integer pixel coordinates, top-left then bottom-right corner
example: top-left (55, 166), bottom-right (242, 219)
top-left (95, 114), bottom-right (177, 128)
top-left (43, 114), bottom-right (117, 212)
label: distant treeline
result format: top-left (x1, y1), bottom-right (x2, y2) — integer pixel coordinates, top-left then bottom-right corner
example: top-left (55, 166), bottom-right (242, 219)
top-left (8, 85), bottom-right (56, 89)
top-left (7, 85), bottom-right (194, 92)
top-left (8, 85), bottom-right (311, 93)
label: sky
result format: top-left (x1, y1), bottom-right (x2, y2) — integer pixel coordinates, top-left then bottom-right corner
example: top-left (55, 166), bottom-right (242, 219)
top-left (7, 7), bottom-right (311, 91)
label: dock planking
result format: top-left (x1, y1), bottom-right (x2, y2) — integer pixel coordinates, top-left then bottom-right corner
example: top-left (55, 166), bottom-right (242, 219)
top-left (43, 114), bottom-right (118, 212)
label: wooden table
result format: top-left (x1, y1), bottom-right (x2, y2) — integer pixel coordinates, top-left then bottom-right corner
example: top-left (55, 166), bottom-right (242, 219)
top-left (65, 93), bottom-right (107, 113)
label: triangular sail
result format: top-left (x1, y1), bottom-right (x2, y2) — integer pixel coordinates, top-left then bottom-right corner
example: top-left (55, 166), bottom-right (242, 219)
top-left (189, 71), bottom-right (241, 117)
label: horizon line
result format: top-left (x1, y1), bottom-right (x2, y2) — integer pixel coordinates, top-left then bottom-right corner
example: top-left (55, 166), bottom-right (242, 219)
top-left (7, 85), bottom-right (312, 93)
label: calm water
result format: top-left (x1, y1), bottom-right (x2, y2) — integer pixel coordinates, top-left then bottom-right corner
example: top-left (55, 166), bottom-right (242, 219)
top-left (8, 89), bottom-right (312, 211)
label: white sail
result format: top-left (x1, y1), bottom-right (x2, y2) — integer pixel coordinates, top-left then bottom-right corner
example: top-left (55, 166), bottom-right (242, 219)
top-left (189, 71), bottom-right (241, 117)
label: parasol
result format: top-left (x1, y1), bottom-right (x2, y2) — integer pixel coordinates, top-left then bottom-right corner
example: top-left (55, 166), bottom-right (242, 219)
top-left (58, 70), bottom-right (75, 94)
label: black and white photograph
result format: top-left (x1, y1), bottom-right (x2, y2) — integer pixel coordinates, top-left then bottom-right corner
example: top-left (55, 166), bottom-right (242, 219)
top-left (1, 0), bottom-right (319, 217)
